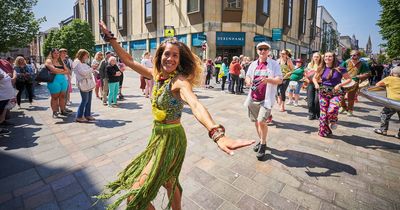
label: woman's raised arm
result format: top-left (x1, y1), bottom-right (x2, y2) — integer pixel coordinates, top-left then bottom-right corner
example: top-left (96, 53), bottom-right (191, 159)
top-left (99, 21), bottom-right (153, 79)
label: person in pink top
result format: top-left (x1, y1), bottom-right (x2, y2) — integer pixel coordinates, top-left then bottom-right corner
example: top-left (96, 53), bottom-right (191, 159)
top-left (244, 42), bottom-right (283, 160)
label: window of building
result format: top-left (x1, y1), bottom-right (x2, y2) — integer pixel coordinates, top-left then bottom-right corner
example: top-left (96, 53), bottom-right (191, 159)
top-left (225, 0), bottom-right (242, 10)
top-left (85, 0), bottom-right (89, 21)
top-left (262, 0), bottom-right (270, 15)
top-left (287, 0), bottom-right (293, 27)
top-left (145, 0), bottom-right (152, 23)
top-left (188, 0), bottom-right (200, 13)
top-left (118, 0), bottom-right (123, 29)
top-left (301, 0), bottom-right (307, 34)
top-left (99, 0), bottom-right (103, 22)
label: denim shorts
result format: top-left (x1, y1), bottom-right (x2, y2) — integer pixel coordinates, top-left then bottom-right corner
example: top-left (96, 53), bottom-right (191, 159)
top-left (288, 81), bottom-right (303, 94)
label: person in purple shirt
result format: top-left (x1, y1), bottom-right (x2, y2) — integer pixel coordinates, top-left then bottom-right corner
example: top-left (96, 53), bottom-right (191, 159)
top-left (312, 52), bottom-right (352, 137)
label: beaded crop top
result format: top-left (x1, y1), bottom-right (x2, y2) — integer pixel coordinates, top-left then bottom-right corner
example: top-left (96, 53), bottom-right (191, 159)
top-left (153, 78), bottom-right (184, 121)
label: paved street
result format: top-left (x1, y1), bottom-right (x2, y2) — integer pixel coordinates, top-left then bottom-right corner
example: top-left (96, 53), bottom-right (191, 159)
top-left (0, 71), bottom-right (399, 210)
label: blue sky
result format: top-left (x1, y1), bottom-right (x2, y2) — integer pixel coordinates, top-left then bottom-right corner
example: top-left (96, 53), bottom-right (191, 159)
top-left (33, 0), bottom-right (384, 53)
top-left (318, 0), bottom-right (383, 53)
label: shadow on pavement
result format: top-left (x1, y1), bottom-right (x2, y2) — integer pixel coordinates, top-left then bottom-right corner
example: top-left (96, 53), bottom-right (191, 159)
top-left (260, 148), bottom-right (357, 177)
top-left (0, 153), bottom-right (105, 209)
top-left (272, 120), bottom-right (318, 134)
top-left (94, 119), bottom-right (132, 128)
top-left (332, 134), bottom-right (400, 153)
top-left (0, 111), bottom-right (42, 150)
top-left (339, 120), bottom-right (373, 128)
top-left (117, 102), bottom-right (143, 110)
top-left (286, 109), bottom-right (309, 118)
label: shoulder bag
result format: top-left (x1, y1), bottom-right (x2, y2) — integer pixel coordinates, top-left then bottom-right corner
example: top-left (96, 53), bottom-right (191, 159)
top-left (35, 66), bottom-right (55, 83)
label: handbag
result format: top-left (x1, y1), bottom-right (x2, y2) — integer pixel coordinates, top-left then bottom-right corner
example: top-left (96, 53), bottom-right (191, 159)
top-left (35, 66), bottom-right (55, 83)
top-left (78, 76), bottom-right (96, 92)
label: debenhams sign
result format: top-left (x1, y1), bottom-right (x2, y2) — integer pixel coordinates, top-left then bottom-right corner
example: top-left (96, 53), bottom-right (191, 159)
top-left (216, 32), bottom-right (245, 46)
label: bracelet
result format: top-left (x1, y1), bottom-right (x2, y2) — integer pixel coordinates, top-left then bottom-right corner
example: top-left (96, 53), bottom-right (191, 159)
top-left (101, 30), bottom-right (116, 42)
top-left (208, 124), bottom-right (225, 138)
top-left (213, 132), bottom-right (225, 143)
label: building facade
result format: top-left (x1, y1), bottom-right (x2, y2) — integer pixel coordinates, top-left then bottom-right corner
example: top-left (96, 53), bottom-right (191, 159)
top-left (316, 6), bottom-right (338, 54)
top-left (75, 0), bottom-right (318, 61)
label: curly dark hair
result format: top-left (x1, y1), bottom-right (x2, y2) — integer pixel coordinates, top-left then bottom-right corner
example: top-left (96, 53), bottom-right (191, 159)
top-left (153, 38), bottom-right (202, 86)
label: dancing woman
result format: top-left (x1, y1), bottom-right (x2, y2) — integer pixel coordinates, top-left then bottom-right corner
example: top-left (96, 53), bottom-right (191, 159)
top-left (313, 52), bottom-right (352, 137)
top-left (277, 49), bottom-right (294, 112)
top-left (305, 52), bottom-right (322, 120)
top-left (96, 22), bottom-right (254, 210)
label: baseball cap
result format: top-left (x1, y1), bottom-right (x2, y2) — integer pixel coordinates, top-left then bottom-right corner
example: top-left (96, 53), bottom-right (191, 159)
top-left (295, 59), bottom-right (303, 63)
top-left (256, 42), bottom-right (271, 49)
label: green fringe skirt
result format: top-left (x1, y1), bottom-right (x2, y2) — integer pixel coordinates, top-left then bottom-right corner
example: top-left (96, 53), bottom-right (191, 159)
top-left (96, 121), bottom-right (187, 210)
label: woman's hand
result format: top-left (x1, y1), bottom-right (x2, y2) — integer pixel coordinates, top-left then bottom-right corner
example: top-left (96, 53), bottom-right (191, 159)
top-left (334, 84), bottom-right (341, 91)
top-left (216, 136), bottom-right (255, 155)
top-left (314, 83), bottom-right (320, 90)
top-left (99, 21), bottom-right (116, 42)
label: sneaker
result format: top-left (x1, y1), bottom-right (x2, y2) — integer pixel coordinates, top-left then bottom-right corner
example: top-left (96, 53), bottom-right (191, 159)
top-left (347, 110), bottom-right (353, 116)
top-left (103, 102), bottom-right (108, 106)
top-left (52, 111), bottom-right (59, 118)
top-left (395, 133), bottom-right (400, 139)
top-left (308, 115), bottom-right (316, 120)
top-left (111, 104), bottom-right (118, 108)
top-left (286, 100), bottom-right (293, 105)
top-left (0, 128), bottom-right (11, 135)
top-left (256, 144), bottom-right (266, 160)
top-left (253, 142), bottom-right (260, 152)
top-left (65, 108), bottom-right (73, 113)
top-left (59, 111), bottom-right (69, 116)
top-left (374, 128), bottom-right (387, 136)
top-left (339, 107), bottom-right (346, 114)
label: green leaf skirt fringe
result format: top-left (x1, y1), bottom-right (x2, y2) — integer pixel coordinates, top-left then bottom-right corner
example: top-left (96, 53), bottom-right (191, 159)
top-left (96, 121), bottom-right (187, 210)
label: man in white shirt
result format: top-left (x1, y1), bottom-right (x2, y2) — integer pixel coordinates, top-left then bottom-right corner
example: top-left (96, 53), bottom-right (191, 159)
top-left (244, 42), bottom-right (283, 160)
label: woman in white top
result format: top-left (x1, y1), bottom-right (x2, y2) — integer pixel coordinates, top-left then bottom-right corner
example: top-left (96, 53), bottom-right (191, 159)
top-left (72, 49), bottom-right (95, 123)
top-left (141, 52), bottom-right (154, 98)
top-left (0, 68), bottom-right (15, 135)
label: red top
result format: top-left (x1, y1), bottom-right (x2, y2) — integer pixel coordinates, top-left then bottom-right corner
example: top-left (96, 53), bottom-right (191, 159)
top-left (251, 61), bottom-right (269, 101)
top-left (0, 59), bottom-right (13, 74)
top-left (229, 61), bottom-right (241, 75)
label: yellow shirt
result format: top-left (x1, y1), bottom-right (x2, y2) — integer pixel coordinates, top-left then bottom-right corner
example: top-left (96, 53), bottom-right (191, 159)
top-left (382, 76), bottom-right (400, 101)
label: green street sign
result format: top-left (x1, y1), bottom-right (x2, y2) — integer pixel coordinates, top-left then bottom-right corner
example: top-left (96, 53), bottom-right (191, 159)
top-left (272, 28), bottom-right (282, 41)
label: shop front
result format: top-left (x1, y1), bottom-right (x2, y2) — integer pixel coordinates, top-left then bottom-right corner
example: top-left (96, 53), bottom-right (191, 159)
top-left (216, 32), bottom-right (245, 61)
top-left (192, 33), bottom-right (206, 59)
top-left (130, 40), bottom-right (146, 62)
top-left (149, 38), bottom-right (157, 56)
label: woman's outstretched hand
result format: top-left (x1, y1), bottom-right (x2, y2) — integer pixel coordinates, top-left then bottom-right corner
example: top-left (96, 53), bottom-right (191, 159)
top-left (216, 136), bottom-right (255, 155)
top-left (99, 21), bottom-right (115, 42)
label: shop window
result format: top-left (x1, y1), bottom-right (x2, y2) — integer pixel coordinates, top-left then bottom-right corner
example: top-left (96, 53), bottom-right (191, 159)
top-left (287, 0), bottom-right (293, 27)
top-left (188, 0), bottom-right (200, 13)
top-left (225, 0), bottom-right (242, 10)
top-left (262, 0), bottom-right (270, 16)
top-left (118, 0), bottom-right (123, 29)
top-left (145, 0), bottom-right (152, 23)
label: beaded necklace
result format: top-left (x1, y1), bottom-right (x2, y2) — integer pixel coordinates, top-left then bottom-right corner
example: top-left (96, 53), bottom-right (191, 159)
top-left (151, 71), bottom-right (177, 121)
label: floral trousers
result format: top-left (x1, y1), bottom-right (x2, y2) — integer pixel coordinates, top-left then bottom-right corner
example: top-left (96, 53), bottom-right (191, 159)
top-left (319, 90), bottom-right (342, 137)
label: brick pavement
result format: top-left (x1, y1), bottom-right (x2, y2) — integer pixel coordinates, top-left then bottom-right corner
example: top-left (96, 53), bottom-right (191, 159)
top-left (0, 71), bottom-right (399, 210)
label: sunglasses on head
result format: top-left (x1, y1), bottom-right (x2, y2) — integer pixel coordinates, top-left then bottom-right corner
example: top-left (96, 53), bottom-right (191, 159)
top-left (258, 47), bottom-right (269, 51)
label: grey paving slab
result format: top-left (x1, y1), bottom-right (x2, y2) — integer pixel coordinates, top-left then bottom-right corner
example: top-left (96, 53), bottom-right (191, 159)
top-left (0, 71), bottom-right (399, 209)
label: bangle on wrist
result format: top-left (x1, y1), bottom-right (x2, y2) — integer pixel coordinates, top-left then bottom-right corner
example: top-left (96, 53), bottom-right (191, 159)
top-left (208, 124), bottom-right (225, 143)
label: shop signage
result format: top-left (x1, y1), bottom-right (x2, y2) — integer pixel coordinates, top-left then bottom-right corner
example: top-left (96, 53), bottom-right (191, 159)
top-left (164, 26), bottom-right (175, 37)
top-left (149, 38), bottom-right (157, 49)
top-left (122, 42), bottom-right (128, 51)
top-left (272, 28), bottom-right (282, 41)
top-left (192, 33), bottom-right (207, 46)
top-left (253, 35), bottom-right (272, 43)
top-left (130, 40), bottom-right (146, 50)
top-left (216, 32), bottom-right (245, 46)
top-left (94, 45), bottom-right (102, 52)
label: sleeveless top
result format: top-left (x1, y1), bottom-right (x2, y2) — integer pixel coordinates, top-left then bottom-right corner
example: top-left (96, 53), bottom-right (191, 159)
top-left (153, 78), bottom-right (184, 121)
top-left (280, 61), bottom-right (291, 79)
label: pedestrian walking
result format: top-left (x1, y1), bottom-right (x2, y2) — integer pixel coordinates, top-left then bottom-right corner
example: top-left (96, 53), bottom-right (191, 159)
top-left (220, 57), bottom-right (229, 91)
top-left (13, 56), bottom-right (35, 108)
top-left (244, 42), bottom-right (282, 160)
top-left (373, 66), bottom-right (400, 138)
top-left (97, 21), bottom-right (254, 210)
top-left (92, 51), bottom-right (104, 99)
top-left (339, 50), bottom-right (370, 116)
top-left (305, 52), bottom-right (322, 120)
top-left (141, 52), bottom-right (154, 98)
top-left (229, 56), bottom-right (241, 94)
top-left (313, 52), bottom-right (352, 137)
top-left (277, 49), bottom-right (294, 112)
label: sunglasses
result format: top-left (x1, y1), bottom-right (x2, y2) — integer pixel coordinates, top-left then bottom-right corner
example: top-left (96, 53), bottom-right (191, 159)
top-left (258, 47), bottom-right (269, 51)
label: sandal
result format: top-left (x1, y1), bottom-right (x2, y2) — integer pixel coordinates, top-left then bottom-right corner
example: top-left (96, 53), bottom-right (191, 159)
top-left (374, 128), bottom-right (387, 136)
top-left (85, 116), bottom-right (96, 121)
top-left (75, 118), bottom-right (88, 123)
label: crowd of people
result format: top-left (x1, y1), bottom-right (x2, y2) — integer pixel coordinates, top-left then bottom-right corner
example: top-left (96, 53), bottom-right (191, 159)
top-left (0, 19), bottom-right (399, 208)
